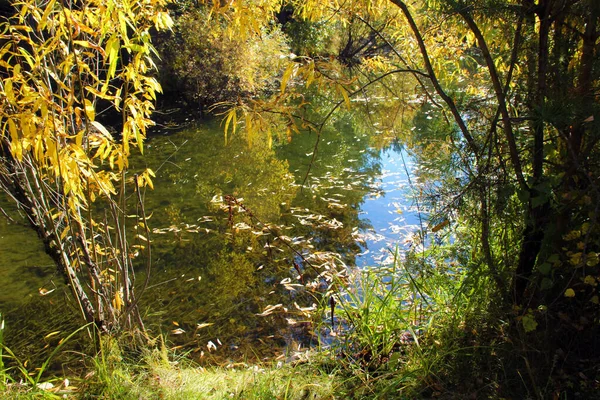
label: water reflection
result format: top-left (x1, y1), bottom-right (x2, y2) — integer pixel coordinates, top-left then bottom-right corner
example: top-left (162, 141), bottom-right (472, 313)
top-left (135, 118), bottom-right (381, 362)
top-left (357, 142), bottom-right (424, 267)
top-left (0, 215), bottom-right (55, 304)
top-left (0, 116), bottom-right (422, 364)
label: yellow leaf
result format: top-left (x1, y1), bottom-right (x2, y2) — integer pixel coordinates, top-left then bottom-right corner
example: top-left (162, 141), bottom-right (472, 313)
top-left (155, 11), bottom-right (173, 30)
top-left (586, 252), bottom-right (599, 267)
top-left (7, 118), bottom-right (18, 141)
top-left (73, 40), bottom-right (95, 49)
top-left (85, 86), bottom-right (115, 100)
top-left (564, 288), bottom-right (575, 298)
top-left (90, 121), bottom-right (112, 139)
top-left (39, 0), bottom-right (56, 31)
top-left (5, 79), bottom-right (16, 105)
top-left (105, 36), bottom-right (120, 79)
top-left (84, 99), bottom-right (95, 121)
top-left (224, 108), bottom-right (236, 140)
top-left (113, 291), bottom-right (123, 310)
top-left (569, 252), bottom-right (582, 266)
top-left (145, 176), bottom-right (154, 190)
top-left (44, 331), bottom-right (61, 339)
top-left (339, 84), bottom-right (351, 109)
top-left (280, 63), bottom-right (294, 94)
top-left (584, 275), bottom-right (596, 286)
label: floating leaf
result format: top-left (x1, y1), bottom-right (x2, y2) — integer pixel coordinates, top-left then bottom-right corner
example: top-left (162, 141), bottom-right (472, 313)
top-left (257, 304), bottom-right (283, 316)
top-left (44, 331), bottom-right (61, 339)
top-left (38, 287), bottom-right (56, 296)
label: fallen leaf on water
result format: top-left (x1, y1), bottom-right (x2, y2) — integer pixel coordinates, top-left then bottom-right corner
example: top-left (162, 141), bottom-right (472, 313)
top-left (257, 304), bottom-right (283, 316)
top-left (44, 331), bottom-right (61, 339)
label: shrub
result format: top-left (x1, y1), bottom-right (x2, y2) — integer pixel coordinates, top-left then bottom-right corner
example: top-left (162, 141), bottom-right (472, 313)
top-left (156, 8), bottom-right (289, 111)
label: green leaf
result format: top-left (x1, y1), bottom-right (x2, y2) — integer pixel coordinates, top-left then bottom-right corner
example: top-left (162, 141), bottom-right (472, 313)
top-left (522, 313), bottom-right (538, 333)
top-left (538, 262), bottom-right (552, 275)
top-left (531, 195), bottom-right (548, 208)
top-left (540, 278), bottom-right (553, 290)
top-left (517, 189), bottom-right (530, 203)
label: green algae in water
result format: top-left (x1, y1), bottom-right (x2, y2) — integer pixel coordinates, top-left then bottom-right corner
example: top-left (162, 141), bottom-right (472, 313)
top-left (0, 199), bottom-right (56, 305)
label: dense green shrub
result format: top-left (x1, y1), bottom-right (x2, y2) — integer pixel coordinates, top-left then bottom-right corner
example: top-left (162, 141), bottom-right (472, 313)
top-left (156, 8), bottom-right (289, 111)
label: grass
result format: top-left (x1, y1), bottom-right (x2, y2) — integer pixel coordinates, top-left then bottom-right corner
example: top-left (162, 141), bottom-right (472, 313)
top-left (142, 360), bottom-right (338, 399)
top-left (0, 330), bottom-right (341, 399)
top-left (78, 338), bottom-right (342, 400)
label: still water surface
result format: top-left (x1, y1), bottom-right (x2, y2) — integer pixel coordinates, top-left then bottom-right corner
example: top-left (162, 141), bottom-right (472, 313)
top-left (0, 116), bottom-right (421, 362)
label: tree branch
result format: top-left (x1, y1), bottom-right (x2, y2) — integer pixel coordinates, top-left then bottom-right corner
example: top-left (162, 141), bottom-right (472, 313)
top-left (389, 0), bottom-right (479, 156)
top-left (455, 3), bottom-right (528, 191)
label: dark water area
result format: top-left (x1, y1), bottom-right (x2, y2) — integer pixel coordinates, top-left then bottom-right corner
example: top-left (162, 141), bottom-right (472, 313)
top-left (0, 115), bottom-right (422, 365)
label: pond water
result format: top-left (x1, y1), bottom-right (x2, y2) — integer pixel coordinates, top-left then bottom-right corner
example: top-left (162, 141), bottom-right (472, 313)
top-left (0, 115), bottom-right (422, 364)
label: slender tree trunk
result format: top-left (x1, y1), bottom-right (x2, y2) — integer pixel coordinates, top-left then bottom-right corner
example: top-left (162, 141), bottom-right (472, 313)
top-left (514, 0), bottom-right (557, 302)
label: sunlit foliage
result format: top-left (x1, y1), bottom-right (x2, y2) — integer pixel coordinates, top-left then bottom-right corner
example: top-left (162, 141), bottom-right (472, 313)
top-left (0, 0), bottom-right (172, 332)
top-left (206, 0), bottom-right (600, 395)
top-left (156, 4), bottom-right (289, 110)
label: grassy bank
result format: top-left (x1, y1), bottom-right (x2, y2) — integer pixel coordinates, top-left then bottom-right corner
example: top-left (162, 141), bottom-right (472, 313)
top-left (0, 339), bottom-right (341, 399)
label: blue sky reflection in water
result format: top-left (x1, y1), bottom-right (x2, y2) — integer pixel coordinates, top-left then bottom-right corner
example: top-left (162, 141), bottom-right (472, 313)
top-left (355, 143), bottom-right (425, 268)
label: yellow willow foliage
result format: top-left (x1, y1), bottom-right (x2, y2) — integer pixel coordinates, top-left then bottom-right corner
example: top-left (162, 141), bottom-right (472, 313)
top-left (210, 0), bottom-right (525, 149)
top-left (0, 0), bottom-right (172, 332)
top-left (0, 0), bottom-right (172, 215)
top-left (202, 0), bottom-right (393, 39)
top-left (210, 0), bottom-right (409, 142)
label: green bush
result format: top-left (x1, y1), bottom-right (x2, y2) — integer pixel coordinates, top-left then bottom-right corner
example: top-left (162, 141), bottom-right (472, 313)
top-left (156, 8), bottom-right (289, 111)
